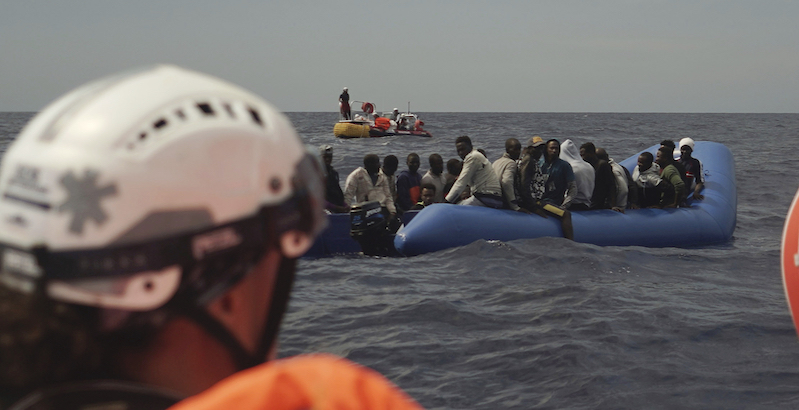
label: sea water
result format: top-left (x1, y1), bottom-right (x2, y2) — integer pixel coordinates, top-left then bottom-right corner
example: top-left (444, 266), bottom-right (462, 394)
top-left (2, 112), bottom-right (799, 409)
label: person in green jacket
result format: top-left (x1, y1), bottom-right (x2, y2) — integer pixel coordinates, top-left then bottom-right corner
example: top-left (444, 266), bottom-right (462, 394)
top-left (656, 146), bottom-right (686, 208)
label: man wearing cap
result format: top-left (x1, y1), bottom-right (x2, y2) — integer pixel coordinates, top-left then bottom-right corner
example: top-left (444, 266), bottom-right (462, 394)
top-left (678, 138), bottom-right (704, 201)
top-left (518, 136), bottom-right (546, 212)
top-left (492, 138), bottom-right (524, 211)
top-left (320, 145), bottom-right (350, 213)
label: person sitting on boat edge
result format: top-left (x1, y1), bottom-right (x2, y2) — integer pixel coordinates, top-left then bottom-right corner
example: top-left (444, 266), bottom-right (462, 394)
top-left (539, 139), bottom-right (577, 209)
top-left (559, 139), bottom-right (594, 210)
top-left (517, 136), bottom-right (546, 214)
top-left (518, 136), bottom-right (574, 240)
top-left (678, 137), bottom-right (705, 201)
top-left (411, 184), bottom-right (437, 210)
top-left (539, 139), bottom-right (578, 209)
top-left (373, 113), bottom-right (391, 131)
top-left (320, 144), bottom-right (350, 213)
top-left (492, 138), bottom-right (524, 212)
top-left (632, 151), bottom-right (674, 208)
top-left (0, 66), bottom-right (421, 410)
top-left (339, 86), bottom-right (351, 120)
top-left (656, 146), bottom-right (686, 208)
top-left (344, 154), bottom-right (397, 220)
top-left (596, 147), bottom-right (637, 212)
top-left (396, 153), bottom-right (423, 212)
top-left (444, 135), bottom-right (504, 208)
top-left (580, 142), bottom-right (617, 210)
top-left (422, 153), bottom-right (447, 203)
top-left (660, 139), bottom-right (690, 192)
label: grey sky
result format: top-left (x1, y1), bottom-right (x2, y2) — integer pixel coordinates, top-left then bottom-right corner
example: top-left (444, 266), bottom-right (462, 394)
top-left (2, 0), bottom-right (798, 112)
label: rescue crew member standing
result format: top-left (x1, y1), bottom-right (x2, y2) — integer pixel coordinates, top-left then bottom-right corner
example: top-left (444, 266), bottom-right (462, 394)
top-left (339, 87), bottom-right (351, 120)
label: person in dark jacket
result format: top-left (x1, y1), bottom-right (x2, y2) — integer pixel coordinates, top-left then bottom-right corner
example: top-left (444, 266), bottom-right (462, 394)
top-left (540, 139), bottom-right (577, 209)
top-left (320, 145), bottom-right (349, 213)
top-left (596, 147), bottom-right (637, 212)
top-left (382, 155), bottom-right (399, 208)
top-left (678, 137), bottom-right (705, 201)
top-left (518, 136), bottom-right (574, 239)
top-left (396, 153), bottom-right (422, 211)
top-left (580, 142), bottom-right (616, 210)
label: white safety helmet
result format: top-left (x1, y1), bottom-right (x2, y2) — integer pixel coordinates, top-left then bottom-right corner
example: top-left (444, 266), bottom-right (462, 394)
top-left (0, 65), bottom-right (326, 317)
top-left (679, 137), bottom-right (695, 151)
top-left (343, 87), bottom-right (348, 91)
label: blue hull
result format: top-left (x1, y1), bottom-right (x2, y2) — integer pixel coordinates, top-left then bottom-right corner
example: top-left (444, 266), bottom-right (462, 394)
top-left (394, 141), bottom-right (736, 256)
top-left (305, 211), bottom-right (419, 257)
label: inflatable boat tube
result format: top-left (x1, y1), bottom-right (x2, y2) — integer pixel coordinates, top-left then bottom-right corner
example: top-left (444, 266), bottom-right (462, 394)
top-left (394, 141), bottom-right (736, 256)
top-left (333, 121), bottom-right (371, 138)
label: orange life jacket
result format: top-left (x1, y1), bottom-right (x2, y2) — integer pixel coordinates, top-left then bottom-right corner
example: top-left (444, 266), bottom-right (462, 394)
top-left (374, 117), bottom-right (391, 131)
top-left (167, 354), bottom-right (423, 410)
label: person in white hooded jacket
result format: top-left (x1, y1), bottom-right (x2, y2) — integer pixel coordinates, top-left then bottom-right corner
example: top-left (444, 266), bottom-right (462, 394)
top-left (631, 151), bottom-right (668, 208)
top-left (559, 139), bottom-right (594, 210)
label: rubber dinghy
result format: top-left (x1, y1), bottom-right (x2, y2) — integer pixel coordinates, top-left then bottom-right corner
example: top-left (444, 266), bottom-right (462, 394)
top-left (394, 141), bottom-right (736, 257)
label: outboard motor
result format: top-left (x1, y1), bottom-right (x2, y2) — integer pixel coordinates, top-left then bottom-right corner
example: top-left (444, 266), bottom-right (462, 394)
top-left (350, 201), bottom-right (392, 256)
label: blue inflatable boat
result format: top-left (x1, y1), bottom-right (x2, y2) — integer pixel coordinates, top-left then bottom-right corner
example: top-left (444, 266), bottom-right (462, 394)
top-left (393, 141), bottom-right (736, 256)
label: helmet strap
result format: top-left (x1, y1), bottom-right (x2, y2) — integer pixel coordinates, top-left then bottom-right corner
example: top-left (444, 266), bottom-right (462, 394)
top-left (175, 303), bottom-right (259, 370)
top-left (255, 256), bottom-right (296, 362)
top-left (172, 256), bottom-right (296, 372)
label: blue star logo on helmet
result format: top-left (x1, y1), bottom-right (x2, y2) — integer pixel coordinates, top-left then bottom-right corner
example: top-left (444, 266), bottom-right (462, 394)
top-left (58, 169), bottom-right (118, 234)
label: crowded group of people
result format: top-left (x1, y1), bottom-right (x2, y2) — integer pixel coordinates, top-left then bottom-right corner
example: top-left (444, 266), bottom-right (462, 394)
top-left (322, 135), bottom-right (705, 238)
top-left (321, 145), bottom-right (462, 220)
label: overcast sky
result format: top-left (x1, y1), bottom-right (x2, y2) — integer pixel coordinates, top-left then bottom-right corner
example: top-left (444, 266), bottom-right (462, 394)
top-left (2, 1), bottom-right (798, 112)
